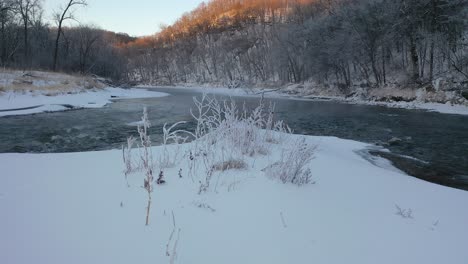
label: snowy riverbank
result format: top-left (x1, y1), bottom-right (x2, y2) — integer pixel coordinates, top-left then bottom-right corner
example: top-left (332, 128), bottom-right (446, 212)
top-left (1, 95), bottom-right (467, 264)
top-left (144, 85), bottom-right (468, 116)
top-left (0, 70), bottom-right (169, 117)
top-left (343, 98), bottom-right (468, 115)
top-left (0, 87), bottom-right (169, 117)
top-left (1, 133), bottom-right (467, 264)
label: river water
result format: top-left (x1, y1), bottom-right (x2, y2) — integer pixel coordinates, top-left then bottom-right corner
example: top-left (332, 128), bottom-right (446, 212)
top-left (1, 87), bottom-right (467, 190)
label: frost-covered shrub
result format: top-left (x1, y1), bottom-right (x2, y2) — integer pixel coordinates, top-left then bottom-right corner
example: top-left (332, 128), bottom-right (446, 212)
top-left (212, 159), bottom-right (248, 172)
top-left (125, 95), bottom-right (309, 202)
top-left (190, 93), bottom-right (311, 188)
top-left (264, 137), bottom-right (315, 186)
top-left (137, 107), bottom-right (155, 226)
top-left (122, 136), bottom-right (136, 176)
top-left (159, 121), bottom-right (193, 169)
top-left (191, 93), bottom-right (218, 139)
top-left (122, 107), bottom-right (156, 225)
top-left (187, 94), bottom-right (304, 191)
top-left (190, 94), bottom-right (287, 158)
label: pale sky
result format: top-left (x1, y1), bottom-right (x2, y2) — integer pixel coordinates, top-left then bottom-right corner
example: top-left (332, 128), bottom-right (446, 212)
top-left (44, 0), bottom-right (206, 37)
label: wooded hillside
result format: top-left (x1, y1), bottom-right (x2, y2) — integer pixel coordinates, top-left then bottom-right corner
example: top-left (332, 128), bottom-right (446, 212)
top-left (1, 0), bottom-right (467, 96)
top-left (123, 0), bottom-right (468, 96)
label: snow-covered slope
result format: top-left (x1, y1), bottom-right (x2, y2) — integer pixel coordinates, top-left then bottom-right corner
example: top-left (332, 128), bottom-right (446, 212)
top-left (1, 134), bottom-right (467, 264)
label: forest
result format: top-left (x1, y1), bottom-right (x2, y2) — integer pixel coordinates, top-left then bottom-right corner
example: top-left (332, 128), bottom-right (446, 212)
top-left (1, 0), bottom-right (468, 94)
top-left (123, 0), bottom-right (468, 94)
top-left (0, 0), bottom-right (134, 80)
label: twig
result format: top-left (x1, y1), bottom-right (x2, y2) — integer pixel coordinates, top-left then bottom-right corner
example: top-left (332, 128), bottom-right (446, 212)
top-left (166, 211), bottom-right (180, 256)
top-left (169, 229), bottom-right (181, 264)
top-left (395, 204), bottom-right (413, 219)
top-left (166, 211), bottom-right (177, 256)
top-left (280, 212), bottom-right (287, 228)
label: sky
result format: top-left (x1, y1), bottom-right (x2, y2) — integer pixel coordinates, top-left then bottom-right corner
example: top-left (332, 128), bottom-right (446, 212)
top-left (44, 0), bottom-right (206, 37)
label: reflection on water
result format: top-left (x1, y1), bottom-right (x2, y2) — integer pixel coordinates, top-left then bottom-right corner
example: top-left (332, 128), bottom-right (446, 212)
top-left (0, 87), bottom-right (467, 190)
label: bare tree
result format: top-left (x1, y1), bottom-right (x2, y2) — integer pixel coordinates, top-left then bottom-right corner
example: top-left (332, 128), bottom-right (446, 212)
top-left (0, 0), bottom-right (14, 65)
top-left (52, 0), bottom-right (86, 71)
top-left (76, 25), bottom-right (99, 74)
top-left (15, 0), bottom-right (41, 68)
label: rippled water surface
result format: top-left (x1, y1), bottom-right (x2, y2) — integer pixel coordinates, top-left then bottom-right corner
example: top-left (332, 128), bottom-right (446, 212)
top-left (1, 87), bottom-right (467, 190)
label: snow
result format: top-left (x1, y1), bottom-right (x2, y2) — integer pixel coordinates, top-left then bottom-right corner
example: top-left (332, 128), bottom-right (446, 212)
top-left (145, 86), bottom-right (468, 115)
top-left (345, 98), bottom-right (468, 116)
top-left (1, 85), bottom-right (467, 263)
top-left (1, 133), bottom-right (467, 264)
top-left (0, 88), bottom-right (169, 117)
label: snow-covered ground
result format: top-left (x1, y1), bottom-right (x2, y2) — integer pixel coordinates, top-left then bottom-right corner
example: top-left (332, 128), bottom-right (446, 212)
top-left (344, 97), bottom-right (468, 115)
top-left (0, 70), bottom-right (169, 116)
top-left (146, 85), bottom-right (468, 115)
top-left (1, 105), bottom-right (467, 264)
top-left (0, 87), bottom-right (168, 117)
top-left (1, 135), bottom-right (467, 264)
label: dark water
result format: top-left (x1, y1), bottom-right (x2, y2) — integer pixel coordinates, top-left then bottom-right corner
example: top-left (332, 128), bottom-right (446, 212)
top-left (0, 87), bottom-right (467, 190)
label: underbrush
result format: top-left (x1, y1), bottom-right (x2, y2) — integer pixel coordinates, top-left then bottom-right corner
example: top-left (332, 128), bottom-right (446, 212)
top-left (0, 70), bottom-right (105, 94)
top-left (212, 159), bottom-right (248, 172)
top-left (187, 94), bottom-right (312, 190)
top-left (263, 137), bottom-right (316, 185)
top-left (122, 94), bottom-right (317, 224)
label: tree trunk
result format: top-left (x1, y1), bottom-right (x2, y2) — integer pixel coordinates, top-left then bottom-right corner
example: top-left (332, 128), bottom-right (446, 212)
top-left (429, 37), bottom-right (435, 82)
top-left (370, 51), bottom-right (380, 85)
top-left (23, 20), bottom-right (28, 69)
top-left (53, 1), bottom-right (86, 72)
top-left (382, 46), bottom-right (386, 84)
top-left (409, 35), bottom-right (420, 83)
top-left (346, 62), bottom-right (352, 87)
top-left (1, 12), bottom-right (6, 65)
top-left (420, 41), bottom-right (427, 79)
top-left (53, 21), bottom-right (62, 71)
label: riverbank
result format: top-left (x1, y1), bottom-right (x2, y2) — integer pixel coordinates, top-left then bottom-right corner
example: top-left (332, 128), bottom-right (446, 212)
top-left (343, 97), bottom-right (468, 115)
top-left (0, 87), bottom-right (169, 117)
top-left (144, 84), bottom-right (468, 116)
top-left (0, 71), bottom-right (168, 117)
top-left (1, 129), bottom-right (467, 264)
